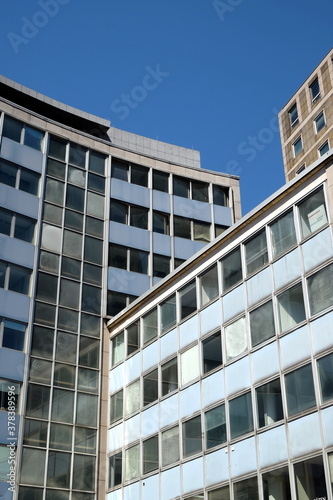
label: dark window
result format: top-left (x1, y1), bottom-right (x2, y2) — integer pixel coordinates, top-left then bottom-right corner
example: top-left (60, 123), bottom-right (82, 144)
top-left (174, 216), bottom-right (191, 239)
top-left (143, 369), bottom-right (158, 406)
top-left (109, 452), bottom-right (122, 488)
top-left (129, 249), bottom-right (148, 274)
top-left (221, 247), bottom-right (242, 292)
top-left (289, 104), bottom-right (298, 127)
top-left (173, 176), bottom-right (189, 198)
top-left (183, 416), bottom-right (202, 457)
top-left (153, 254), bottom-right (170, 278)
top-left (192, 181), bottom-right (209, 203)
top-left (318, 353), bottom-right (333, 402)
top-left (256, 379), bottom-right (283, 428)
top-left (229, 392), bottom-right (253, 439)
top-left (202, 332), bottom-right (222, 373)
top-left (131, 164), bottom-right (148, 187)
top-left (153, 212), bottom-right (169, 235)
top-left (179, 281), bottom-right (197, 320)
top-left (213, 185), bottom-right (228, 206)
top-left (309, 77), bottom-right (320, 102)
top-left (161, 358), bottom-right (178, 396)
top-left (153, 170), bottom-right (169, 192)
top-left (108, 244), bottom-right (127, 270)
top-left (130, 206), bottom-right (148, 229)
top-left (285, 364), bottom-right (316, 416)
top-left (111, 160), bottom-right (128, 181)
top-left (205, 404), bottom-right (226, 449)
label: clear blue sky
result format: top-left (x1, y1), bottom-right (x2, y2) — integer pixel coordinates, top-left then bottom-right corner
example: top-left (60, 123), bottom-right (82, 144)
top-left (1, 0), bottom-right (333, 214)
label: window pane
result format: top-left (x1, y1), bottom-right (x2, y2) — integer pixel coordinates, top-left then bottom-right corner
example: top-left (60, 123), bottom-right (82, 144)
top-left (181, 345), bottom-right (200, 385)
top-left (200, 265), bottom-right (219, 307)
top-left (245, 230), bottom-right (268, 274)
top-left (0, 261), bottom-right (6, 288)
top-left (125, 380), bottom-right (140, 416)
top-left (278, 283), bottom-right (305, 332)
top-left (0, 209), bottom-right (12, 236)
top-left (0, 379), bottom-right (20, 411)
top-left (256, 379), bottom-right (283, 428)
top-left (64, 210), bottom-right (83, 233)
top-left (109, 243), bottom-right (127, 269)
top-left (78, 368), bottom-right (98, 393)
top-left (87, 192), bottom-right (104, 219)
top-left (111, 160), bottom-right (128, 181)
top-left (46, 450), bottom-right (71, 488)
top-left (84, 236), bottom-right (103, 265)
top-left (208, 486), bottom-right (230, 500)
top-left (285, 364), bottom-right (316, 416)
top-left (109, 452), bottom-right (122, 488)
top-left (86, 216), bottom-right (104, 238)
top-left (183, 416), bottom-right (202, 457)
top-left (318, 353), bottom-right (333, 402)
top-left (250, 300), bottom-right (275, 347)
top-left (63, 230), bottom-right (82, 259)
top-left (31, 326), bottom-right (54, 359)
top-left (88, 172), bottom-right (105, 193)
top-left (14, 214), bottom-right (35, 243)
top-left (293, 136), bottom-right (303, 157)
top-left (310, 78), bottom-right (320, 101)
top-left (131, 164), bottom-right (148, 187)
top-left (294, 456), bottom-right (327, 500)
top-left (59, 278), bottom-right (80, 309)
top-left (143, 435), bottom-right (158, 473)
top-left (73, 454), bottom-right (95, 491)
top-left (20, 448), bottom-right (46, 485)
top-left (193, 221), bottom-right (210, 243)
top-left (0, 160), bottom-right (17, 187)
top-left (45, 178), bottom-right (64, 205)
top-left (127, 321), bottom-right (139, 355)
top-left (68, 166), bottom-right (86, 187)
top-left (203, 332), bottom-right (222, 373)
top-left (221, 247), bottom-right (242, 292)
top-left (263, 466), bottom-right (291, 500)
top-left (83, 263), bottom-right (102, 286)
top-left (54, 363), bottom-right (76, 389)
top-left (49, 135), bottom-right (66, 161)
top-left (289, 104), bottom-right (298, 127)
top-left (192, 180), bottom-right (209, 202)
top-left (23, 419), bottom-right (47, 447)
top-left (112, 332), bottom-right (125, 366)
top-left (179, 281), bottom-right (197, 320)
top-left (80, 313), bottom-right (100, 337)
top-left (81, 284), bottom-right (101, 314)
top-left (130, 206), bottom-right (148, 229)
top-left (319, 140), bottom-right (329, 156)
top-left (3, 320), bottom-right (26, 351)
top-left (39, 251), bottom-right (59, 274)
top-left (110, 200), bottom-right (127, 224)
top-left (307, 263), bottom-right (333, 316)
top-left (51, 389), bottom-right (74, 423)
top-left (125, 445), bottom-right (140, 481)
top-left (299, 188), bottom-right (327, 238)
top-left (69, 143), bottom-right (86, 167)
top-left (234, 477), bottom-right (258, 500)
top-left (110, 390), bottom-right (123, 424)
top-left (315, 111), bottom-right (325, 133)
top-left (24, 126), bottom-right (43, 151)
top-left (130, 249), bottom-right (148, 274)
top-left (229, 392), bottom-right (253, 439)
top-left (142, 308), bottom-right (157, 344)
top-left (143, 368), bottom-right (158, 406)
top-left (205, 404), bottom-right (226, 449)
top-left (174, 216), bottom-right (191, 239)
top-left (43, 203), bottom-right (63, 226)
top-left (160, 294), bottom-right (176, 333)
top-left (49, 423), bottom-right (72, 451)
top-left (41, 224), bottom-right (62, 253)
top-left (79, 337), bottom-right (99, 368)
top-left (26, 384), bottom-right (50, 419)
top-left (19, 169), bottom-right (39, 195)
top-left (153, 170), bottom-right (169, 192)
top-left (61, 257), bottom-right (81, 281)
top-left (76, 393), bottom-right (98, 426)
top-left (270, 210), bottom-right (296, 258)
top-left (34, 302), bottom-right (56, 327)
top-left (47, 158), bottom-right (66, 180)
top-left (213, 185), bottom-right (228, 206)
top-left (89, 151), bottom-right (105, 175)
top-left (56, 331), bottom-right (77, 364)
top-left (3, 116), bottom-right (22, 142)
top-left (225, 316), bottom-right (247, 361)
top-left (29, 359), bottom-right (52, 384)
top-left (153, 212), bottom-right (169, 234)
top-left (153, 254), bottom-right (170, 278)
top-left (173, 176), bottom-right (189, 198)
top-left (8, 264), bottom-right (31, 294)
top-left (162, 426), bottom-right (179, 466)
top-left (74, 427), bottom-right (96, 454)
top-left (161, 358), bottom-right (178, 396)
top-left (58, 308), bottom-right (78, 332)
top-left (66, 185), bottom-right (85, 212)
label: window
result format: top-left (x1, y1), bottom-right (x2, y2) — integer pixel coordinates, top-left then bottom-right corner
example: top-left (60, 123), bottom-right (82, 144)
top-left (162, 426), bottom-right (179, 466)
top-left (48, 135), bottom-right (66, 161)
top-left (309, 77), bottom-right (320, 102)
top-left (127, 321), bottom-right (139, 355)
top-left (194, 221), bottom-right (211, 243)
top-left (161, 358), bottom-right (178, 396)
top-left (215, 224), bottom-right (228, 237)
top-left (153, 254), bottom-right (170, 278)
top-left (153, 170), bottom-right (169, 192)
top-left (131, 164), bottom-right (149, 187)
top-left (110, 201), bottom-right (148, 230)
top-left (315, 111), bottom-right (325, 133)
top-left (108, 244), bottom-right (148, 275)
top-left (20, 448), bottom-right (46, 486)
top-left (0, 209), bottom-right (36, 243)
top-left (202, 332), bottom-right (222, 374)
top-left (298, 188), bottom-right (328, 239)
top-left (88, 172), bottom-right (105, 194)
top-left (289, 103), bottom-right (299, 127)
top-left (262, 466), bottom-right (291, 500)
top-left (179, 281), bottom-right (197, 320)
top-left (142, 308), bottom-right (157, 344)
top-left (307, 264), bottom-right (333, 316)
top-left (173, 176), bottom-right (189, 198)
top-left (192, 180), bottom-right (209, 202)
top-left (225, 316), bottom-right (247, 361)
top-left (270, 210), bottom-right (296, 258)
top-left (221, 247), bottom-right (242, 292)
top-left (285, 364), bottom-right (316, 416)
top-left (319, 140), bottom-right (329, 156)
top-left (124, 380), bottom-right (140, 416)
top-left (250, 300), bottom-right (275, 347)
top-left (143, 435), bottom-right (158, 474)
top-left (0, 159), bottom-right (40, 195)
top-left (199, 265), bottom-right (219, 307)
top-left (174, 215), bottom-right (191, 239)
top-left (183, 415), bottom-right (202, 457)
top-left (317, 353), bottom-right (333, 403)
top-left (293, 136), bottom-right (303, 157)
top-left (111, 160), bottom-right (148, 186)
top-left (229, 392), bottom-right (253, 439)
top-left (296, 164), bottom-right (306, 175)
top-left (125, 444), bottom-right (140, 481)
top-left (181, 345), bottom-right (200, 385)
top-left (245, 230), bottom-right (268, 274)
top-left (205, 404), bottom-right (226, 449)
top-left (0, 261), bottom-right (31, 295)
top-left (294, 456), bottom-right (327, 500)
top-left (143, 368), bottom-right (158, 406)
top-left (234, 477), bottom-right (258, 500)
top-left (111, 332), bottom-right (125, 366)
top-left (160, 294), bottom-right (176, 333)
top-left (2, 319), bottom-right (26, 351)
top-left (2, 116), bottom-right (44, 151)
top-left (256, 379), bottom-right (283, 428)
top-left (109, 452), bottom-right (122, 488)
top-left (107, 291), bottom-right (138, 317)
top-left (0, 379), bottom-right (20, 411)
top-left (213, 185), bottom-right (228, 206)
top-left (130, 249), bottom-right (148, 274)
top-left (153, 211), bottom-right (170, 235)
top-left (69, 143), bottom-right (87, 168)
top-left (277, 283), bottom-right (306, 333)
top-left (110, 390), bottom-right (123, 424)
top-left (89, 150), bottom-right (106, 176)
top-left (111, 160), bottom-right (128, 181)
top-left (208, 486), bottom-right (230, 500)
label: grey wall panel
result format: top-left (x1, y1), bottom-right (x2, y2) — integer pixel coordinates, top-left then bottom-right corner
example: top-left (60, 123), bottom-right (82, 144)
top-left (213, 205), bottom-right (233, 226)
top-left (152, 191), bottom-right (171, 213)
top-left (110, 178), bottom-right (150, 207)
top-left (0, 348), bottom-right (25, 381)
top-left (0, 289), bottom-right (30, 323)
top-left (108, 267), bottom-right (150, 296)
top-left (0, 184), bottom-right (39, 219)
top-left (0, 235), bottom-right (35, 268)
top-left (173, 196), bottom-right (211, 222)
top-left (109, 222), bottom-right (150, 251)
top-left (174, 237), bottom-right (204, 260)
top-left (1, 137), bottom-right (43, 173)
top-left (152, 233), bottom-right (171, 256)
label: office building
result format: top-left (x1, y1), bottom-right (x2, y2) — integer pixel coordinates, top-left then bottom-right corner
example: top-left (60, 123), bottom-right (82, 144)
top-left (106, 148), bottom-right (333, 500)
top-left (0, 76), bottom-right (240, 499)
top-left (279, 48), bottom-right (333, 182)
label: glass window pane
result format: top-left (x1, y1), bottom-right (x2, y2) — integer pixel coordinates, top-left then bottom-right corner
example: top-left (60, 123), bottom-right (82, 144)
top-left (130, 249), bottom-right (148, 274)
top-left (8, 264), bottom-right (31, 294)
top-left (294, 456), bottom-right (327, 500)
top-left (205, 404), bottom-right (226, 449)
top-left (130, 206), bottom-right (148, 229)
top-left (74, 427), bottom-right (96, 454)
top-left (84, 236), bottom-right (103, 265)
top-left (49, 423), bottom-right (72, 451)
top-left (69, 143), bottom-right (86, 167)
top-left (278, 283), bottom-right (305, 332)
top-left (64, 210), bottom-right (83, 232)
top-left (221, 247), bottom-right (242, 292)
top-left (213, 185), bottom-right (228, 206)
top-left (142, 308), bottom-right (157, 344)
top-left (229, 392), bottom-right (253, 439)
top-left (173, 176), bottom-right (189, 198)
top-left (36, 272), bottom-right (58, 303)
top-left (318, 353), bottom-right (333, 402)
top-left (203, 332), bottom-right (222, 373)
top-left (54, 363), bottom-right (76, 389)
top-left (143, 368), bottom-right (158, 406)
top-left (26, 384), bottom-right (50, 419)
top-left (174, 216), bottom-right (191, 239)
top-left (256, 379), bottom-right (283, 428)
top-left (181, 345), bottom-right (200, 385)
top-left (0, 261), bottom-right (6, 288)
top-left (162, 426), bottom-right (179, 466)
top-left (47, 158), bottom-right (66, 180)
top-left (23, 419), bottom-right (47, 447)
top-left (3, 320), bottom-right (26, 351)
top-left (24, 126), bottom-right (43, 151)
top-left (250, 300), bottom-right (275, 347)
top-left (108, 453), bottom-right (122, 489)
top-left (125, 380), bottom-right (140, 416)
top-left (208, 486), bottom-right (230, 500)
top-left (153, 212), bottom-right (169, 234)
top-left (78, 368), bottom-right (98, 393)
top-left (34, 302), bottom-right (56, 327)
top-left (293, 136), bottom-right (303, 157)
top-left (262, 466), bottom-right (291, 500)
top-left (153, 254), bottom-right (170, 278)
top-left (3, 116), bottom-right (22, 142)
top-left (225, 316), bottom-right (247, 361)
top-left (112, 332), bottom-right (125, 366)
top-left (192, 181), bottom-right (209, 202)
top-left (245, 230), bottom-right (268, 274)
top-left (43, 203), bottom-right (63, 226)
top-left (110, 390), bottom-right (123, 424)
top-left (0, 209), bottom-right (12, 236)
top-left (193, 221), bottom-right (210, 243)
top-left (81, 284), bottom-right (101, 314)
top-left (76, 393), bottom-right (98, 426)
top-left (131, 164), bottom-right (148, 187)
top-left (200, 266), bottom-right (219, 306)
top-left (315, 111), bottom-right (325, 133)
top-left (270, 211), bottom-right (297, 258)
top-left (45, 178), bottom-right (64, 205)
top-left (0, 160), bottom-right (17, 187)
top-left (310, 78), bottom-right (320, 101)
top-left (127, 321), bottom-right (139, 355)
top-left (234, 477), bottom-right (258, 500)
top-left (79, 337), bottom-right (99, 369)
top-left (56, 331), bottom-right (77, 364)
top-left (63, 230), bottom-right (82, 259)
top-left (179, 281), bottom-right (197, 320)
top-left (87, 191), bottom-right (104, 219)
top-left (307, 264), bottom-right (333, 316)
top-left (41, 224), bottom-right (62, 254)
top-left (51, 389), bottom-right (74, 423)
top-left (160, 294), bottom-right (176, 333)
top-left (20, 448), bottom-right (46, 485)
top-left (86, 216), bottom-right (104, 238)
top-left (111, 160), bottom-right (128, 181)
top-left (58, 308), bottom-right (78, 332)
top-left (88, 172), bottom-right (105, 193)
top-left (29, 359), bottom-right (52, 384)
top-left (39, 251), bottom-right (59, 274)
top-left (61, 257), bottom-right (81, 280)
top-left (68, 166), bottom-right (86, 187)
top-left (299, 188), bottom-right (327, 239)
top-left (0, 379), bottom-right (20, 411)
top-left (73, 454), bottom-right (95, 491)
top-left (46, 450), bottom-right (71, 488)
top-left (161, 358), bottom-right (178, 396)
top-left (110, 200), bottom-right (127, 224)
top-left (80, 313), bottom-right (100, 337)
top-left (83, 263), bottom-right (102, 286)
top-left (125, 444), bottom-right (140, 481)
top-left (89, 151), bottom-right (105, 175)
top-left (14, 214), bottom-right (35, 243)
top-left (109, 243), bottom-right (127, 269)
top-left (31, 326), bottom-right (54, 359)
top-left (285, 364), bottom-right (316, 416)
top-left (19, 169), bottom-right (39, 195)
top-left (49, 135), bottom-right (66, 161)
top-left (183, 416), bottom-right (202, 457)
top-left (66, 185), bottom-right (85, 212)
top-left (319, 140), bottom-right (329, 156)
top-left (143, 435), bottom-right (158, 473)
top-left (153, 170), bottom-right (169, 192)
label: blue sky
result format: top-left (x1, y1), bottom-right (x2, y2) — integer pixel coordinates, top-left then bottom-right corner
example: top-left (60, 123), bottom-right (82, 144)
top-left (1, 0), bottom-right (333, 214)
